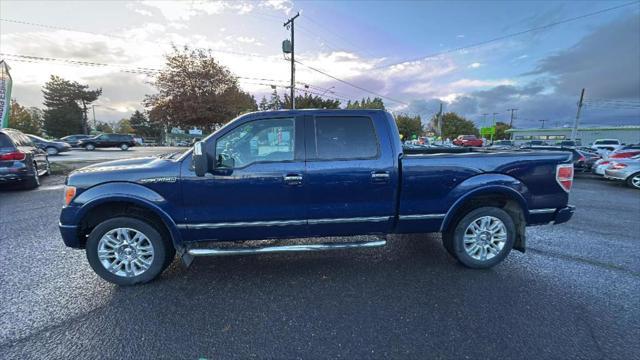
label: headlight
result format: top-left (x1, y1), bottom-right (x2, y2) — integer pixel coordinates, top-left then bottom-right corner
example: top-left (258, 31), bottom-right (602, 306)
top-left (64, 186), bottom-right (76, 206)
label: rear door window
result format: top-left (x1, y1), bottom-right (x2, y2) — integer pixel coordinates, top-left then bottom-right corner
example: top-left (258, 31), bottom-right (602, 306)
top-left (312, 116), bottom-right (379, 160)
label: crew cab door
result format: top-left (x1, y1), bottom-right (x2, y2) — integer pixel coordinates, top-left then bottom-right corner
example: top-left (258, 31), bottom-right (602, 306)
top-left (304, 114), bottom-right (398, 236)
top-left (180, 116), bottom-right (307, 242)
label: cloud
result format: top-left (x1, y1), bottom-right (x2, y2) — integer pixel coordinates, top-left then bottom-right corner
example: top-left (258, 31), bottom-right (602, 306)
top-left (136, 0), bottom-right (292, 22)
top-left (468, 62), bottom-right (481, 69)
top-left (528, 15), bottom-right (640, 100)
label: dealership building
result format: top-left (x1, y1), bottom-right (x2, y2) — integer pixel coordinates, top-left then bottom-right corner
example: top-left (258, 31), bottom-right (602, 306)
top-left (506, 125), bottom-right (640, 145)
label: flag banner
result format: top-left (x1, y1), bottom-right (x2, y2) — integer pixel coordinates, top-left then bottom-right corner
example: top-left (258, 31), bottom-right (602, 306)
top-left (0, 60), bottom-right (13, 129)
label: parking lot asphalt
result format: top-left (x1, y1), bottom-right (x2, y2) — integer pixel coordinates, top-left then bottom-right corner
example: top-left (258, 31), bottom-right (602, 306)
top-left (48, 146), bottom-right (184, 163)
top-left (0, 173), bottom-right (639, 359)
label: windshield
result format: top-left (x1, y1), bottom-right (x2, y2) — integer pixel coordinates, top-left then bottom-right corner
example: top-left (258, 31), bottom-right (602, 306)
top-left (596, 140), bottom-right (619, 145)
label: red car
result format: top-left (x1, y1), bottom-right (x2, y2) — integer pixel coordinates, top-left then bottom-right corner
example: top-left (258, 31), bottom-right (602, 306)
top-left (453, 135), bottom-right (483, 147)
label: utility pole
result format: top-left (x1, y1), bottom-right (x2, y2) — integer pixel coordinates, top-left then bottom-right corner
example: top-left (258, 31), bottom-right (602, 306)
top-left (571, 88), bottom-right (585, 141)
top-left (284, 12), bottom-right (300, 110)
top-left (507, 108), bottom-right (518, 127)
top-left (539, 119), bottom-right (547, 128)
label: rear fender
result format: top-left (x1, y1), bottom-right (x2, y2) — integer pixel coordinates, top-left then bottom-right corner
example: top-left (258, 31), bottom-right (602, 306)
top-left (72, 182), bottom-right (183, 247)
top-left (440, 174), bottom-right (530, 251)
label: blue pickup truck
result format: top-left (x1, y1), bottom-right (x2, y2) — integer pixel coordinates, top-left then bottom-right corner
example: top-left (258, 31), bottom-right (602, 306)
top-left (59, 109), bottom-right (575, 285)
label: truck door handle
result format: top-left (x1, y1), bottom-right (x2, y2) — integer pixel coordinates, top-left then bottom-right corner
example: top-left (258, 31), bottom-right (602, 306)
top-left (371, 171), bottom-right (390, 182)
top-left (283, 174), bottom-right (303, 185)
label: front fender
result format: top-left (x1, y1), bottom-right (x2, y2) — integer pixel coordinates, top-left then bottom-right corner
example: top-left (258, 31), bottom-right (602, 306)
top-left (439, 173), bottom-right (530, 232)
top-left (67, 182), bottom-right (183, 247)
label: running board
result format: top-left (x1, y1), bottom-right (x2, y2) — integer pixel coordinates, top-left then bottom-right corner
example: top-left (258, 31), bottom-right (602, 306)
top-left (187, 239), bottom-right (386, 257)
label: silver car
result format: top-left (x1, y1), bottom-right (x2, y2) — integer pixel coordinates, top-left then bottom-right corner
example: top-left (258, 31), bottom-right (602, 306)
top-left (604, 155), bottom-right (640, 190)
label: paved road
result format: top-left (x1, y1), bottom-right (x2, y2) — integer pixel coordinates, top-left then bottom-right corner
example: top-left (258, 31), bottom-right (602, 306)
top-left (49, 146), bottom-right (185, 163)
top-left (0, 174), bottom-right (638, 359)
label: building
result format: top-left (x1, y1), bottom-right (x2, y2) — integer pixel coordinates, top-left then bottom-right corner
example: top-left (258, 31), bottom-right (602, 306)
top-left (506, 125), bottom-right (640, 146)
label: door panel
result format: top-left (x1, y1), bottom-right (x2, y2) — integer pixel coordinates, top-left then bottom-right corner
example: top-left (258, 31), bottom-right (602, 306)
top-left (304, 115), bottom-right (397, 236)
top-left (180, 116), bottom-right (307, 242)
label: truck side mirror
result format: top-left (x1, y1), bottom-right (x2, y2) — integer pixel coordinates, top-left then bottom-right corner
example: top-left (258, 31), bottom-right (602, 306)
top-left (193, 141), bottom-right (208, 177)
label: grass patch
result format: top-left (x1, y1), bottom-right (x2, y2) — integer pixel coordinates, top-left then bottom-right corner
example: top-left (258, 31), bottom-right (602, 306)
top-left (49, 161), bottom-right (96, 175)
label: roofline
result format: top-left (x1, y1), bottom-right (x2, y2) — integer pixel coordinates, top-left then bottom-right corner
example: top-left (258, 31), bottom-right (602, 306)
top-left (506, 126), bottom-right (640, 132)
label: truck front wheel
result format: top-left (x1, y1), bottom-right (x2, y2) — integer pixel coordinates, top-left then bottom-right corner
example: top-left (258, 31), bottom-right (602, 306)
top-left (443, 207), bottom-right (515, 269)
top-left (86, 217), bottom-right (174, 285)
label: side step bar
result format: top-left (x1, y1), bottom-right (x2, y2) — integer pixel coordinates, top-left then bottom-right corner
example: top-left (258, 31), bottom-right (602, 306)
top-left (187, 239), bottom-right (386, 257)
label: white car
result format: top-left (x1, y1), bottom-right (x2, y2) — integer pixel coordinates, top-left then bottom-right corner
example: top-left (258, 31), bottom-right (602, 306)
top-left (593, 158), bottom-right (612, 175)
top-left (591, 139), bottom-right (622, 152)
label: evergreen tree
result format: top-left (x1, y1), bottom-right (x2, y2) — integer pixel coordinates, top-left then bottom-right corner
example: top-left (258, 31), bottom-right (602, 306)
top-left (42, 75), bottom-right (101, 137)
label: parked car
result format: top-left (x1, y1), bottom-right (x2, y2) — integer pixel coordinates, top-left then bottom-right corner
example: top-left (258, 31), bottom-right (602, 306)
top-left (520, 140), bottom-right (549, 148)
top-left (592, 149), bottom-right (640, 175)
top-left (453, 135), bottom-right (483, 147)
top-left (604, 155), bottom-right (640, 189)
top-left (59, 109), bottom-right (575, 285)
top-left (488, 140), bottom-right (515, 149)
top-left (78, 133), bottom-right (137, 151)
top-left (0, 129), bottom-right (50, 189)
top-left (591, 139), bottom-right (622, 152)
top-left (557, 140), bottom-right (581, 147)
top-left (27, 134), bottom-right (71, 155)
top-left (60, 134), bottom-right (92, 147)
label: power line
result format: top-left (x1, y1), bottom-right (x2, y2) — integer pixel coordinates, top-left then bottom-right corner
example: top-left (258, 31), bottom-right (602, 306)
top-left (2, 52), bottom-right (348, 100)
top-left (371, 1), bottom-right (640, 70)
top-left (0, 17), bottom-right (271, 59)
top-left (295, 59), bottom-right (408, 105)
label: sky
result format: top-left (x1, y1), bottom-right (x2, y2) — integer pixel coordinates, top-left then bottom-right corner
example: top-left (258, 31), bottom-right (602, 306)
top-left (1, 0), bottom-right (639, 129)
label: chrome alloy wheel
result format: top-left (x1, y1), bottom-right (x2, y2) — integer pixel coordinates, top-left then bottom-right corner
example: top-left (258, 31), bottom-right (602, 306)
top-left (632, 174), bottom-right (640, 189)
top-left (463, 216), bottom-right (508, 261)
top-left (97, 228), bottom-right (154, 277)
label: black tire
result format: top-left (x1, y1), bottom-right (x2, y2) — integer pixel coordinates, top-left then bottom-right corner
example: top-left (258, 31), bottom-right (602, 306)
top-left (626, 172), bottom-right (640, 190)
top-left (85, 143), bottom-right (96, 151)
top-left (120, 143), bottom-right (129, 151)
top-left (22, 163), bottom-right (40, 189)
top-left (86, 217), bottom-right (175, 286)
top-left (443, 207), bottom-right (515, 269)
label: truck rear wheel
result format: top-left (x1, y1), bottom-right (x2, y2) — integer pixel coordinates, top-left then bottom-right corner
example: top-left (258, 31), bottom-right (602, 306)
top-left (86, 217), bottom-right (174, 285)
top-left (443, 207), bottom-right (515, 269)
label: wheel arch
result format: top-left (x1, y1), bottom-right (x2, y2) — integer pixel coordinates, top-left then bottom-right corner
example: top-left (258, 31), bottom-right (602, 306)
top-left (73, 191), bottom-right (182, 250)
top-left (440, 183), bottom-right (529, 252)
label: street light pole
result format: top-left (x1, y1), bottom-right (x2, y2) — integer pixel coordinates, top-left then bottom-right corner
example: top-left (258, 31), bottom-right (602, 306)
top-left (91, 104), bottom-right (98, 130)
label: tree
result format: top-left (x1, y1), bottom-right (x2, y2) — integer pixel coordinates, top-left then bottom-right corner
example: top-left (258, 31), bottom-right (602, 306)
top-left (258, 96), bottom-right (269, 111)
top-left (9, 100), bottom-right (43, 135)
top-left (129, 110), bottom-right (161, 139)
top-left (41, 75), bottom-right (101, 137)
top-left (283, 93), bottom-right (340, 109)
top-left (494, 121), bottom-right (512, 140)
top-left (346, 97), bottom-right (385, 110)
top-left (268, 89), bottom-right (283, 110)
top-left (144, 46), bottom-right (257, 132)
top-left (115, 118), bottom-right (134, 134)
top-left (395, 114), bottom-right (423, 140)
top-left (95, 122), bottom-right (113, 133)
top-left (433, 112), bottom-right (479, 140)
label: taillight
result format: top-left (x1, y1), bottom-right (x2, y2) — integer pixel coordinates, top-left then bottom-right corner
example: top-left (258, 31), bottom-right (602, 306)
top-left (600, 161), bottom-right (610, 166)
top-left (612, 163), bottom-right (628, 169)
top-left (578, 155), bottom-right (586, 162)
top-left (64, 186), bottom-right (77, 206)
top-left (0, 151), bottom-right (26, 161)
top-left (556, 164), bottom-right (574, 192)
